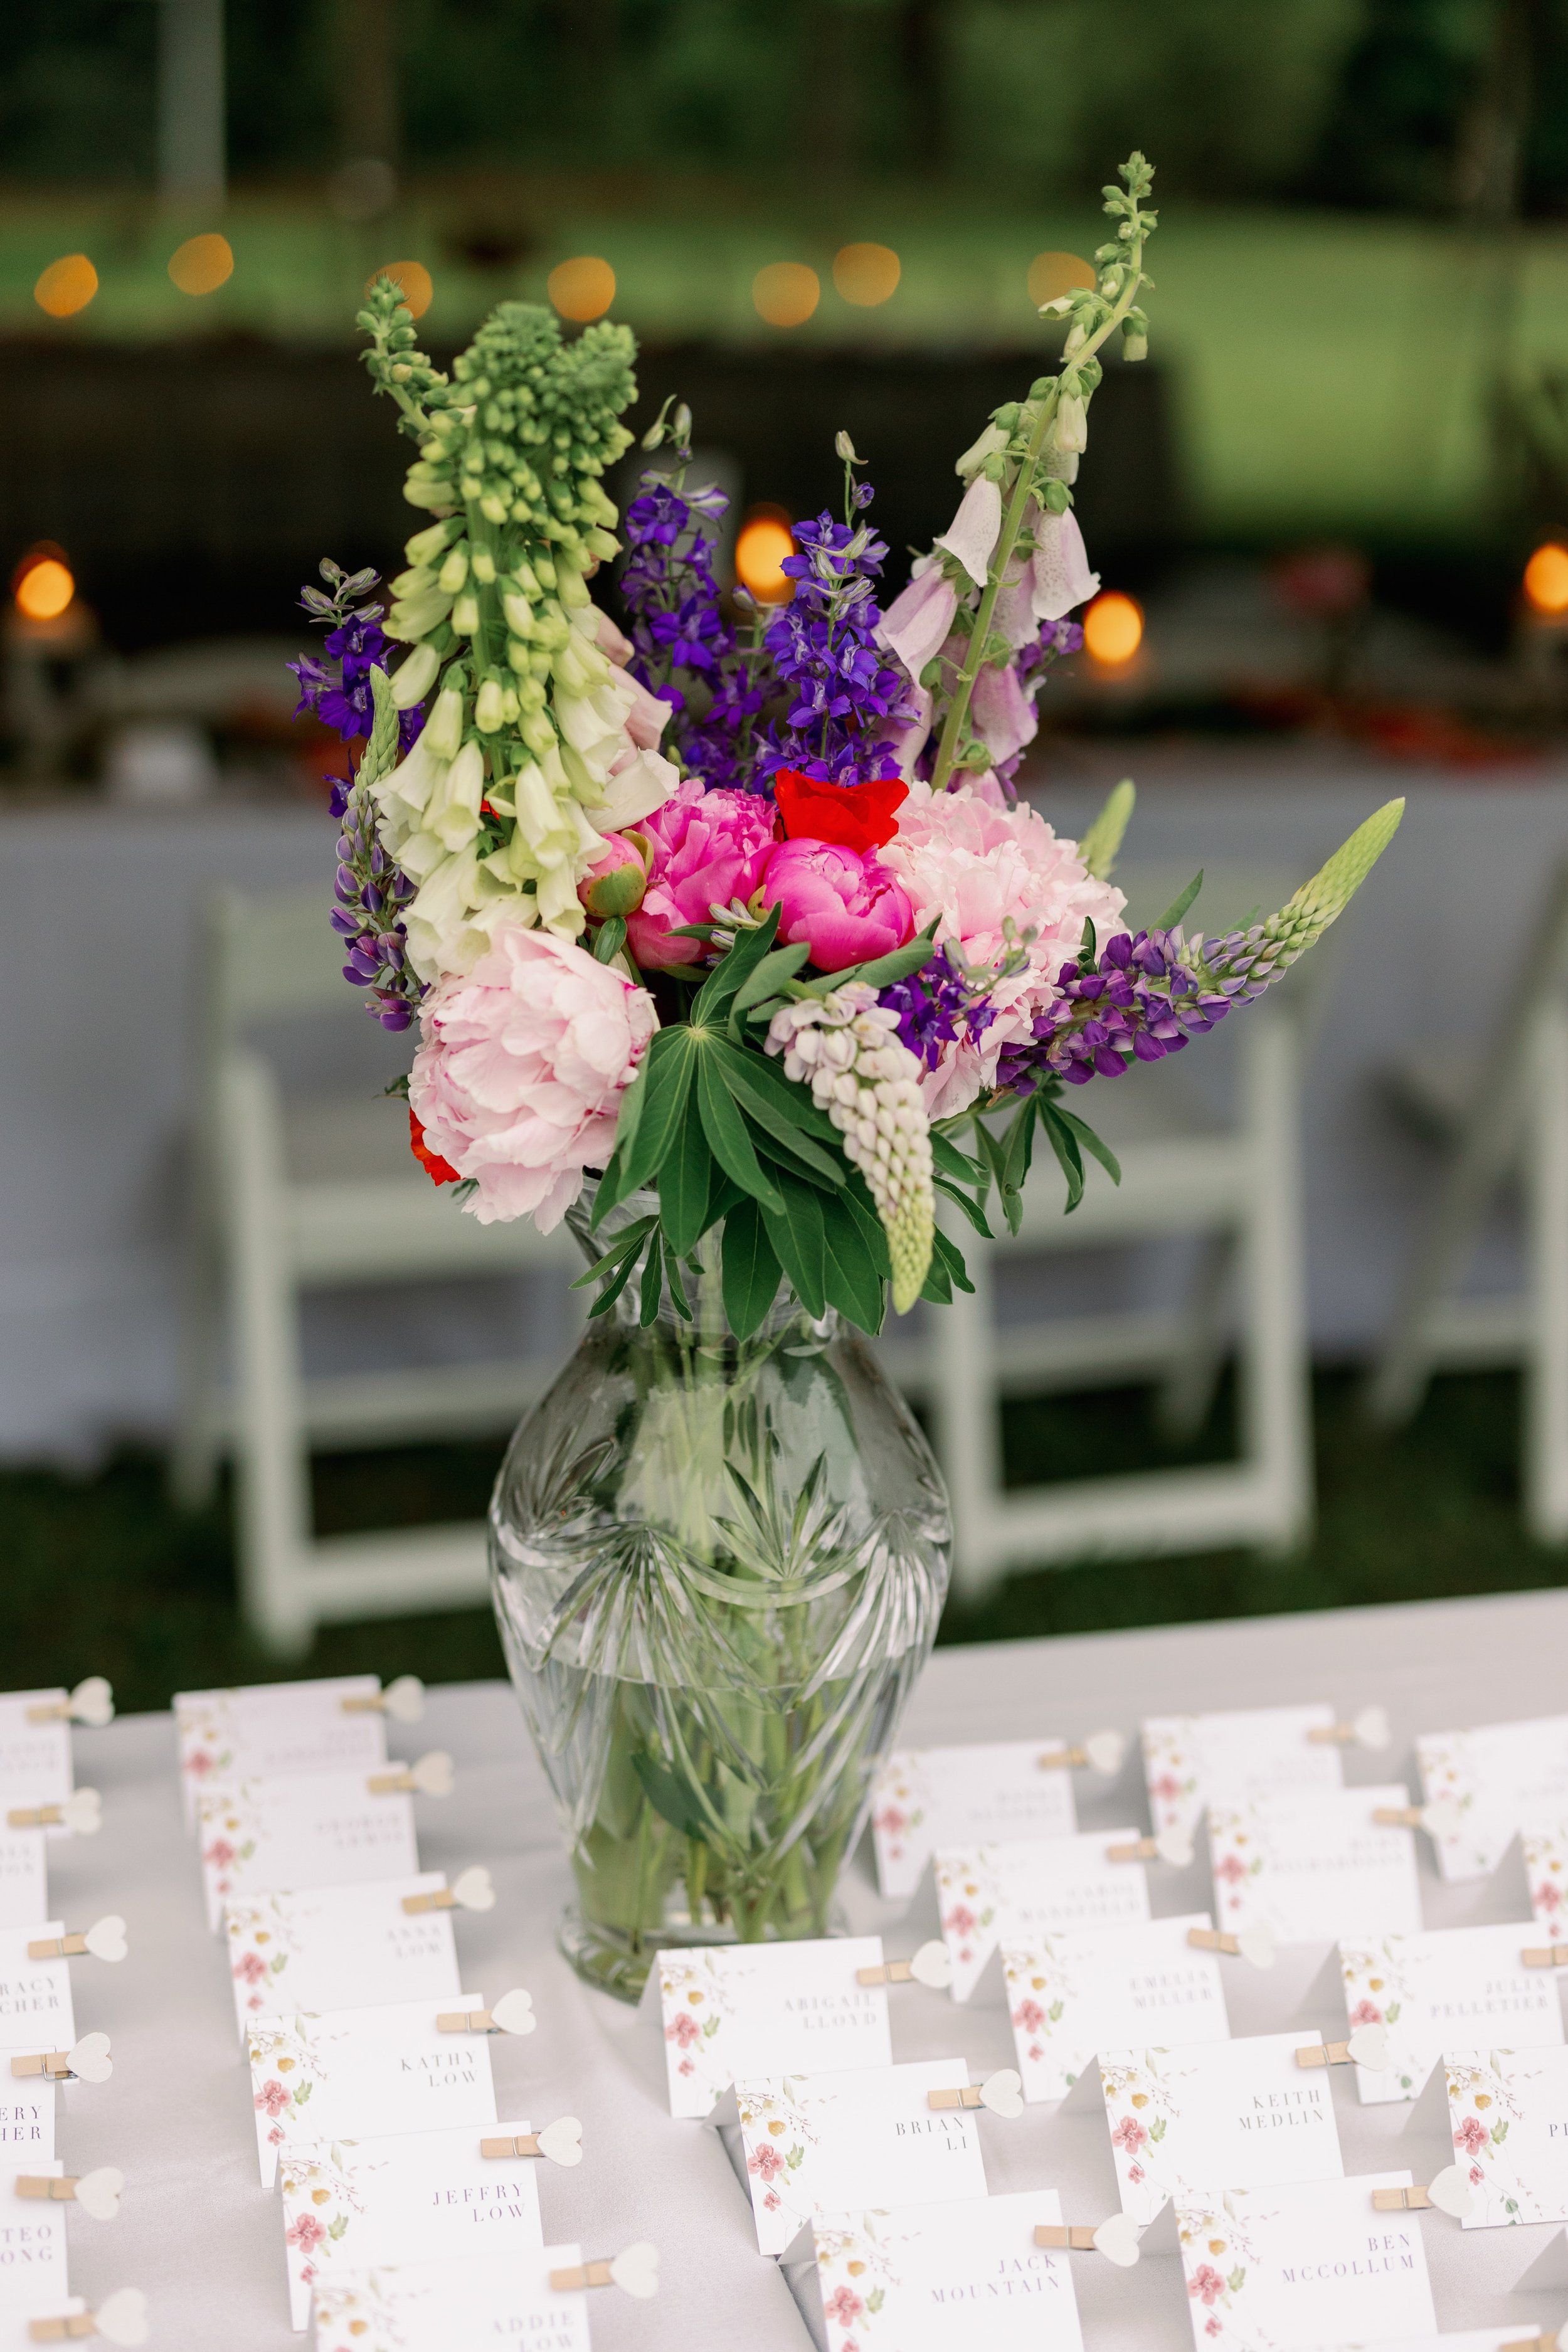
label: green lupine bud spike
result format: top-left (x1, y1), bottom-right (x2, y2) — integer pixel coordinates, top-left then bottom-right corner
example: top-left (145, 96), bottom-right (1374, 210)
top-left (1260, 797), bottom-right (1404, 962)
top-left (1078, 778), bottom-right (1136, 882)
top-left (358, 668), bottom-right (401, 790)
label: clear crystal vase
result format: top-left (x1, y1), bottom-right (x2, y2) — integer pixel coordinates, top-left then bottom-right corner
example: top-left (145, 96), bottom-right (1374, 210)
top-left (488, 1184), bottom-right (951, 2000)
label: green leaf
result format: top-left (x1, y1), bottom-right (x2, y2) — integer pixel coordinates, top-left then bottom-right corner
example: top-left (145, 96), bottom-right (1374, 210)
top-left (638, 1231), bottom-right (664, 1326)
top-left (664, 1248), bottom-right (693, 1320)
top-left (658, 1104), bottom-right (714, 1258)
top-left (620, 1027), bottom-right (697, 1192)
top-left (721, 1199), bottom-right (783, 1337)
top-left (819, 1185), bottom-right (887, 1334)
top-left (726, 943), bottom-right (811, 1030)
top-left (711, 1037), bottom-right (841, 1142)
top-left (1153, 870), bottom-right (1203, 931)
top-left (970, 1117), bottom-right (1006, 1206)
top-left (591, 915), bottom-right (627, 965)
top-left (1037, 1099), bottom-right (1086, 1213)
top-left (1078, 776), bottom-right (1135, 881)
top-left (768, 1171), bottom-right (827, 1317)
top-left (586, 1243), bottom-right (642, 1318)
top-left (1000, 1093), bottom-right (1037, 1206)
top-left (931, 1226), bottom-right (974, 1294)
top-left (840, 1174), bottom-right (891, 1278)
top-left (723, 1069), bottom-right (846, 1186)
top-left (1051, 1102), bottom-right (1121, 1187)
top-left (920, 1248), bottom-right (953, 1305)
top-left (934, 1174), bottom-right (993, 1237)
top-left (820, 922), bottom-right (940, 994)
top-left (696, 1053), bottom-right (785, 1214)
top-left (930, 1130), bottom-right (985, 1187)
top-left (630, 1751), bottom-right (712, 1843)
top-left (569, 1212), bottom-right (659, 1290)
top-left (691, 904), bottom-right (782, 1024)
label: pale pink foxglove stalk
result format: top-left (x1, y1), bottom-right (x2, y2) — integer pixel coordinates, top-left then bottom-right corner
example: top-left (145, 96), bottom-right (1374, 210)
top-left (765, 985), bottom-right (934, 1313)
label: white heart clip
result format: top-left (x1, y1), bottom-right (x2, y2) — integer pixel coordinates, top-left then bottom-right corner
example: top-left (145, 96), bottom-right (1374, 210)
top-left (382, 1675), bottom-right (425, 1724)
top-left (536, 2115), bottom-right (583, 2168)
top-left (1092, 2212), bottom-right (1142, 2267)
top-left (489, 1988), bottom-right (536, 2037)
top-left (68, 2033), bottom-right (113, 2084)
top-left (93, 2288), bottom-right (149, 2348)
top-left (1353, 1705), bottom-right (1391, 1750)
top-left (1084, 1729), bottom-right (1127, 1776)
top-left (1155, 1826), bottom-right (1194, 1868)
top-left (450, 1865), bottom-right (495, 1912)
top-left (74, 2166), bottom-right (124, 2222)
top-left (68, 1678), bottom-right (115, 1729)
top-left (60, 1789), bottom-right (102, 1835)
top-left (608, 2242), bottom-right (659, 2300)
top-left (908, 1940), bottom-right (953, 1991)
top-left (1236, 1924), bottom-right (1276, 1970)
top-left (1346, 2023), bottom-right (1390, 2070)
top-left (978, 2069), bottom-right (1024, 2119)
top-left (1426, 2164), bottom-right (1475, 2220)
top-left (84, 1915), bottom-right (129, 1964)
top-left (410, 1750), bottom-right (454, 1797)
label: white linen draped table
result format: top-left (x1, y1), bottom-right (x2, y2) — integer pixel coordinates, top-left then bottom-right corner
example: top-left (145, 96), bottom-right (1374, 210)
top-left (55, 1591), bottom-right (1568, 2349)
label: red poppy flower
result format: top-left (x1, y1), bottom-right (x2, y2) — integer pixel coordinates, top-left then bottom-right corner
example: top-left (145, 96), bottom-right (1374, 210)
top-left (773, 768), bottom-right (907, 853)
top-left (408, 1110), bottom-right (459, 1186)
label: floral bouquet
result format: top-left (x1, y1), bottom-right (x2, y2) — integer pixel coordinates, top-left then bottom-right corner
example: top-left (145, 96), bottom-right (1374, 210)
top-left (292, 155), bottom-right (1400, 1993)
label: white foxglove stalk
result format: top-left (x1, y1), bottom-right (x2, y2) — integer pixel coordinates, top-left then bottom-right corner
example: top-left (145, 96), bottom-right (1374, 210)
top-left (425, 739), bottom-right (485, 852)
top-left (474, 677), bottom-right (506, 733)
top-left (391, 642), bottom-right (439, 706)
top-left (425, 687), bottom-right (465, 761)
top-left (766, 985), bottom-right (935, 1314)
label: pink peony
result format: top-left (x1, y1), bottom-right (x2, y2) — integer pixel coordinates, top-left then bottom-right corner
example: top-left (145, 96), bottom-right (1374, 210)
top-left (760, 839), bottom-right (913, 973)
top-left (879, 783), bottom-right (1125, 1117)
top-left (625, 780), bottom-right (776, 970)
top-left (409, 923), bottom-right (655, 1231)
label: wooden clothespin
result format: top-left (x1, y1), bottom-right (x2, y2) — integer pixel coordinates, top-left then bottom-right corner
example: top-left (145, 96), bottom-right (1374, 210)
top-left (1306, 1707), bottom-right (1390, 1749)
top-left (1106, 1830), bottom-right (1193, 1867)
top-left (549, 2244), bottom-right (658, 2299)
top-left (341, 1676), bottom-right (424, 1722)
top-left (367, 1751), bottom-right (453, 1798)
top-left (1186, 1924), bottom-right (1276, 1968)
top-left (402, 1865), bottom-right (493, 1915)
top-left (1372, 2185), bottom-right (1433, 2211)
top-left (16, 2170), bottom-right (122, 2219)
top-left (26, 1680), bottom-right (113, 1728)
top-left (1523, 1943), bottom-right (1568, 1969)
top-left (928, 2070), bottom-right (1022, 2117)
top-left (11, 2034), bottom-right (112, 2084)
top-left (1037, 1730), bottom-right (1126, 1774)
top-left (1296, 2041), bottom-right (1356, 2068)
top-left (436, 1991), bottom-right (534, 2037)
top-left (1034, 2225), bottom-right (1103, 2250)
top-left (856, 1941), bottom-right (951, 1991)
top-left (28, 2289), bottom-right (146, 2344)
top-left (482, 2119), bottom-right (582, 2166)
top-left (7, 1791), bottom-right (100, 1835)
top-left (28, 1917), bottom-right (127, 1964)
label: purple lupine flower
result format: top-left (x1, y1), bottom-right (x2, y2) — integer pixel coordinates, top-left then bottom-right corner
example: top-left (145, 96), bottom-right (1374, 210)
top-left (620, 476), bottom-right (767, 792)
top-left (995, 926), bottom-right (1236, 1094)
top-left (756, 498), bottom-right (911, 792)
top-left (880, 951), bottom-right (997, 1073)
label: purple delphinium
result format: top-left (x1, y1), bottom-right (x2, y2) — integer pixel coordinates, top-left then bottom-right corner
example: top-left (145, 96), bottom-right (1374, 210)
top-left (880, 951), bottom-right (997, 1073)
top-left (619, 475), bottom-right (766, 792)
top-left (288, 566), bottom-right (425, 797)
top-left (997, 927), bottom-right (1237, 1093)
top-left (758, 493), bottom-right (911, 790)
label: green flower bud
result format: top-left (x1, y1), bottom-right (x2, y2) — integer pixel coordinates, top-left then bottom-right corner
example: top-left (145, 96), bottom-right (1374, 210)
top-left (385, 584), bottom-right (455, 641)
top-left (404, 519), bottom-right (458, 566)
top-left (470, 547), bottom-right (497, 585)
top-left (521, 709), bottom-right (557, 756)
top-left (1121, 329), bottom-right (1148, 362)
top-left (507, 636), bottom-right (532, 672)
top-left (534, 557), bottom-right (558, 591)
top-left (474, 678), bottom-right (506, 733)
top-left (557, 569), bottom-right (590, 612)
top-left (503, 593), bottom-right (534, 638)
top-left (390, 642), bottom-right (440, 707)
top-left (585, 527), bottom-right (620, 563)
top-left (582, 857), bottom-right (646, 919)
top-left (437, 547), bottom-right (469, 594)
top-left (452, 593), bottom-right (480, 635)
top-left (425, 687), bottom-right (465, 760)
top-left (391, 565), bottom-right (437, 598)
top-left (512, 561), bottom-right (543, 600)
top-left (480, 493), bottom-right (509, 524)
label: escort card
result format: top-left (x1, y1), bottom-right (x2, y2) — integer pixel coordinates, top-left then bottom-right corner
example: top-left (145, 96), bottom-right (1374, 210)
top-left (199, 1773), bottom-right (421, 1932)
top-left (937, 1830), bottom-right (1151, 2005)
top-left (1145, 1706), bottom-right (1343, 1845)
top-left (1101, 2032), bottom-right (1343, 2223)
top-left (1338, 1924), bottom-right (1562, 2105)
top-left (1333, 2335), bottom-right (1542, 2351)
top-left (658, 1939), bottom-right (892, 2119)
top-left (1174, 2175), bottom-right (1435, 2352)
top-left (1522, 1821), bottom-right (1568, 1932)
top-left (0, 1699), bottom-right (72, 1811)
top-left (1208, 1788), bottom-right (1422, 1945)
top-left (871, 1742), bottom-right (1077, 1901)
top-left (225, 1875), bottom-right (459, 2037)
top-left (0, 2094), bottom-right (52, 2163)
top-left (1004, 1913), bottom-right (1230, 2102)
top-left (0, 1926), bottom-right (73, 2059)
top-left (247, 1996), bottom-right (499, 2189)
top-left (176, 1675), bottom-right (387, 1828)
top-left (280, 2121), bottom-right (544, 2330)
top-left (0, 2164), bottom-right (66, 2318)
top-left (0, 1836), bottom-right (47, 1934)
top-left (734, 2059), bottom-right (988, 2259)
top-left (312, 2247), bottom-right (591, 2352)
top-left (1443, 2045), bottom-right (1568, 2226)
top-left (1417, 1715), bottom-right (1568, 1883)
top-left (812, 2190), bottom-right (1084, 2352)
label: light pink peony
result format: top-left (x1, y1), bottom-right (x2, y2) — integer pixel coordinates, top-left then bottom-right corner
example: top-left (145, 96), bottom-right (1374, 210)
top-left (408, 923), bottom-right (656, 1230)
top-left (879, 783), bottom-right (1125, 1118)
top-left (625, 779), bottom-right (776, 970)
top-left (760, 839), bottom-right (914, 972)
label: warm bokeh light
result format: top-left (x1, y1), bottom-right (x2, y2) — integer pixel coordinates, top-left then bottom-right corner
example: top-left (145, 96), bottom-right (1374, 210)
top-left (368, 260), bottom-right (434, 320)
top-left (753, 263), bottom-right (820, 329)
top-left (1083, 590), bottom-right (1143, 665)
top-left (1028, 250), bottom-right (1095, 308)
top-left (832, 242), bottom-right (900, 307)
top-left (548, 255), bottom-right (616, 322)
top-left (14, 556), bottom-right (75, 622)
top-left (168, 233), bottom-right (234, 296)
top-left (1525, 542), bottom-right (1568, 617)
top-left (34, 255), bottom-right (98, 319)
top-left (735, 509), bottom-right (796, 603)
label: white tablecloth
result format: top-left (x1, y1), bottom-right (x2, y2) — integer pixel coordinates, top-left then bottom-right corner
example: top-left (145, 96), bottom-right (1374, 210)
top-left (53, 1597), bottom-right (1568, 2348)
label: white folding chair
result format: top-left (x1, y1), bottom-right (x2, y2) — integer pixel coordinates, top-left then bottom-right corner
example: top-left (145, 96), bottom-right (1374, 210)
top-left (882, 863), bottom-right (1322, 1599)
top-left (1366, 858), bottom-right (1568, 1540)
top-left (173, 888), bottom-right (578, 1653)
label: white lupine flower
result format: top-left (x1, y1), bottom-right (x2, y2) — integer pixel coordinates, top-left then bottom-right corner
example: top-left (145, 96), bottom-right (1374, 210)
top-left (765, 982), bottom-right (935, 1314)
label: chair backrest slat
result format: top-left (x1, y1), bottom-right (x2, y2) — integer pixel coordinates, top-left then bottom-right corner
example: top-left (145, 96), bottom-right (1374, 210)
top-left (206, 887), bottom-right (355, 1034)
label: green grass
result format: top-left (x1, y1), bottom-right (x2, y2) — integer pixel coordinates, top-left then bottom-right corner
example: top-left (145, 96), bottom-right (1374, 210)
top-left (3, 1369), bottom-right (1560, 1714)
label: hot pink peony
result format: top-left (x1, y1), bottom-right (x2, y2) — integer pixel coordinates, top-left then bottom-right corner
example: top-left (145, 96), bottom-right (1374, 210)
top-left (879, 783), bottom-right (1125, 1118)
top-left (408, 923), bottom-right (655, 1231)
top-left (760, 839), bottom-right (914, 972)
top-left (625, 779), bottom-right (776, 970)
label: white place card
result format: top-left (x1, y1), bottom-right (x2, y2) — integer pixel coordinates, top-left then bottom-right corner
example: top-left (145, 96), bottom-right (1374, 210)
top-left (1209, 1788), bottom-right (1422, 1945)
top-left (1523, 1822), bottom-right (1568, 1933)
top-left (1338, 1924), bottom-right (1562, 2104)
top-left (225, 1875), bottom-right (458, 2037)
top-left (1417, 1716), bottom-right (1568, 1883)
top-left (813, 2190), bottom-right (1084, 2352)
top-left (1444, 2046), bottom-right (1568, 2225)
top-left (735, 2060), bottom-right (988, 2259)
top-left (1175, 2174), bottom-right (1434, 2352)
top-left (871, 1742), bottom-right (1077, 1901)
top-left (281, 2121), bottom-right (544, 2330)
top-left (1145, 1706), bottom-right (1343, 1845)
top-left (0, 1836), bottom-right (48, 1935)
top-left (1101, 2032), bottom-right (1343, 2223)
top-left (937, 1829), bottom-right (1151, 2005)
top-left (1004, 1914), bottom-right (1230, 2102)
top-left (0, 2164), bottom-right (66, 2317)
top-left (0, 2094), bottom-right (53, 2162)
top-left (0, 1926), bottom-right (74, 2058)
top-left (312, 2246), bottom-right (591, 2352)
top-left (247, 1996), bottom-right (498, 2189)
top-left (0, 1700), bottom-right (72, 1811)
top-left (199, 1773), bottom-right (421, 1932)
top-left (176, 1675), bottom-right (387, 1828)
top-left (658, 1939), bottom-right (892, 2119)
top-left (1328, 2334), bottom-right (1543, 2351)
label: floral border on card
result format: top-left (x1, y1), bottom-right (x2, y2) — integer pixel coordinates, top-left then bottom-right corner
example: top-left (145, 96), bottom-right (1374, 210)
top-left (871, 1758), bottom-right (927, 1888)
top-left (1177, 2195), bottom-right (1268, 2349)
top-left (312, 2276), bottom-right (394, 2352)
top-left (248, 2016), bottom-right (329, 2161)
top-left (280, 2144), bottom-right (365, 2313)
top-left (1004, 1944), bottom-right (1077, 2091)
top-left (1099, 2052), bottom-right (1187, 2219)
top-left (736, 2077), bottom-right (820, 2242)
top-left (1207, 1805), bottom-right (1264, 1931)
top-left (658, 1949), bottom-right (740, 2109)
top-left (1523, 1825), bottom-right (1568, 1932)
top-left (1144, 1722), bottom-right (1202, 1840)
top-left (199, 1785), bottom-right (262, 1912)
top-left (227, 1896), bottom-right (304, 2020)
top-left (1444, 2056), bottom-right (1544, 2225)
top-left (1414, 1732), bottom-right (1487, 1875)
top-left (935, 1848), bottom-right (997, 1973)
top-left (815, 2218), bottom-right (903, 2348)
top-left (1338, 1937), bottom-right (1422, 2099)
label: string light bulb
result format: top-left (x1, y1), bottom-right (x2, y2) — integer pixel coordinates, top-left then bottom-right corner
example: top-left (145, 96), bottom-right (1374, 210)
top-left (1083, 591), bottom-right (1143, 666)
top-left (734, 510), bottom-right (796, 602)
top-left (1524, 543), bottom-right (1568, 617)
